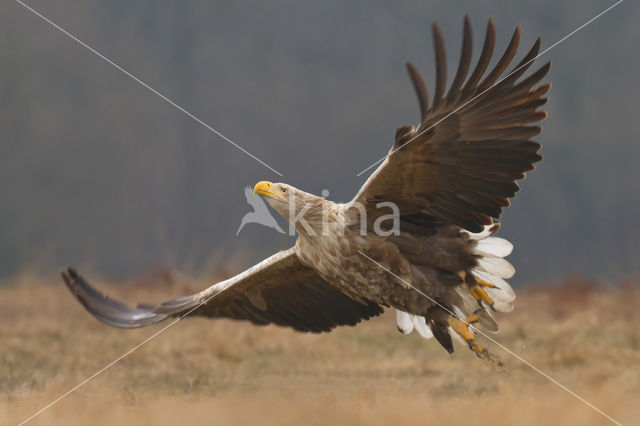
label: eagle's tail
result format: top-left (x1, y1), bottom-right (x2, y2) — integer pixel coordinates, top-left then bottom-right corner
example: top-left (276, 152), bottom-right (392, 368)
top-left (395, 224), bottom-right (516, 358)
top-left (396, 310), bottom-right (433, 339)
top-left (466, 223), bottom-right (517, 313)
top-left (439, 223), bottom-right (516, 358)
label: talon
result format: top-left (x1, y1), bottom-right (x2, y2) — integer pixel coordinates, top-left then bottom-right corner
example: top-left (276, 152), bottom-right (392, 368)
top-left (466, 339), bottom-right (487, 358)
top-left (448, 314), bottom-right (501, 364)
top-left (470, 284), bottom-right (495, 310)
top-left (447, 314), bottom-right (488, 358)
top-left (476, 279), bottom-right (496, 288)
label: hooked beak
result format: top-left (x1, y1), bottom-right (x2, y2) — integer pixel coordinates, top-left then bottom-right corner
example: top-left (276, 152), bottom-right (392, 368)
top-left (254, 181), bottom-right (284, 199)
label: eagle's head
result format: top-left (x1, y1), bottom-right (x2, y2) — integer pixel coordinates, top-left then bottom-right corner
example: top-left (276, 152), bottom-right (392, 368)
top-left (254, 181), bottom-right (329, 235)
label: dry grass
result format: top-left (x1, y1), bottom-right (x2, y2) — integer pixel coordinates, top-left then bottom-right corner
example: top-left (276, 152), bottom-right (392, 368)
top-left (1, 272), bottom-right (639, 425)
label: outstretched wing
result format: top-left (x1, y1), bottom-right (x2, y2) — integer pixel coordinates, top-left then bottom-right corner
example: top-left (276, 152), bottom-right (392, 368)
top-left (62, 248), bottom-right (383, 333)
top-left (352, 16), bottom-right (550, 233)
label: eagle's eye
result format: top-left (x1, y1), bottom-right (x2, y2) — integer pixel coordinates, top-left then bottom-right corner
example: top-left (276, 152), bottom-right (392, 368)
top-left (281, 188), bottom-right (288, 194)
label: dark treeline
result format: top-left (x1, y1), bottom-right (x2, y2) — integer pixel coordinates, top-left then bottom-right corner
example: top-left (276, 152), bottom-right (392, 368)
top-left (1, 0), bottom-right (638, 285)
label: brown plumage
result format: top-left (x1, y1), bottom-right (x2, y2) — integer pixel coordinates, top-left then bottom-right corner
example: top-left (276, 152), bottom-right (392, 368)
top-left (62, 16), bottom-right (549, 356)
top-left (354, 16), bottom-right (548, 233)
top-left (62, 249), bottom-right (382, 333)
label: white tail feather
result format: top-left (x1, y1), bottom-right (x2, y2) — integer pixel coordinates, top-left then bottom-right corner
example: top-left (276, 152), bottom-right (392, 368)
top-left (489, 297), bottom-right (515, 312)
top-left (468, 225), bottom-right (517, 313)
top-left (395, 310), bottom-right (414, 334)
top-left (477, 256), bottom-right (515, 279)
top-left (412, 315), bottom-right (433, 339)
top-left (395, 310), bottom-right (433, 339)
top-left (475, 237), bottom-right (513, 257)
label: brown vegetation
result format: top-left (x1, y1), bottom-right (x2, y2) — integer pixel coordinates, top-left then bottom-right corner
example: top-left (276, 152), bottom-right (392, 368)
top-left (1, 273), bottom-right (639, 425)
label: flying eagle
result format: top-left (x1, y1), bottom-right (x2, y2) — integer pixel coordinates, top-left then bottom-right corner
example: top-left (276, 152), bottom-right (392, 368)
top-left (62, 16), bottom-right (550, 357)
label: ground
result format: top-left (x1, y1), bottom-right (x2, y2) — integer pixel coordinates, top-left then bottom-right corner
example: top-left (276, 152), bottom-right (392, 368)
top-left (1, 272), bottom-right (639, 425)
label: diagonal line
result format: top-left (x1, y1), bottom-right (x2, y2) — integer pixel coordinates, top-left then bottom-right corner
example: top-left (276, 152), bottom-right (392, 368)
top-left (357, 250), bottom-right (622, 426)
top-left (18, 286), bottom-right (229, 425)
top-left (356, 0), bottom-right (624, 177)
top-left (14, 0), bottom-right (284, 177)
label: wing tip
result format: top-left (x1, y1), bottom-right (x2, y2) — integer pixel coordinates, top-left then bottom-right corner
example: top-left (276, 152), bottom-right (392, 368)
top-left (463, 14), bottom-right (471, 29)
top-left (61, 266), bottom-right (80, 294)
top-left (514, 25), bottom-right (522, 37)
top-left (60, 267), bottom-right (167, 328)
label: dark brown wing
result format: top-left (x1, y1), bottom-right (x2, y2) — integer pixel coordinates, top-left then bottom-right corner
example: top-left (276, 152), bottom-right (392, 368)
top-left (62, 248), bottom-right (383, 333)
top-left (352, 16), bottom-right (550, 233)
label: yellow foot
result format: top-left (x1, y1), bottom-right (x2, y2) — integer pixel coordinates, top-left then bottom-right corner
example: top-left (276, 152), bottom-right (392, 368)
top-left (447, 314), bottom-right (487, 358)
top-left (470, 280), bottom-right (496, 310)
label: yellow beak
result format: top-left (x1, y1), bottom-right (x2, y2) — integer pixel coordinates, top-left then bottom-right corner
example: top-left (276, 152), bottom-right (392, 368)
top-left (254, 181), bottom-right (284, 199)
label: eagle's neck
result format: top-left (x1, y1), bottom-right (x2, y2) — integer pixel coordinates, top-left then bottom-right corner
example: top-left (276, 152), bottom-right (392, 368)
top-left (293, 198), bottom-right (340, 239)
top-left (294, 199), bottom-right (348, 274)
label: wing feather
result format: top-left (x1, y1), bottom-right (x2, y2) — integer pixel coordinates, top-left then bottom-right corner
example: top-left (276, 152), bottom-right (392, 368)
top-left (62, 248), bottom-right (383, 333)
top-left (446, 15), bottom-right (473, 104)
top-left (431, 22), bottom-right (447, 110)
top-left (352, 17), bottom-right (550, 233)
top-left (478, 26), bottom-right (521, 90)
top-left (406, 61), bottom-right (429, 121)
top-left (462, 19), bottom-right (495, 97)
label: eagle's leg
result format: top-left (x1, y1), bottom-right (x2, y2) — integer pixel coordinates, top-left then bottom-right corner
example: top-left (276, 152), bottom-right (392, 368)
top-left (447, 313), bottom-right (487, 358)
top-left (469, 278), bottom-right (496, 310)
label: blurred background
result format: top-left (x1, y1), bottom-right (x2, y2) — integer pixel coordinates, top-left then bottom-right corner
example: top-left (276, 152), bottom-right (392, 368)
top-left (1, 0), bottom-right (638, 285)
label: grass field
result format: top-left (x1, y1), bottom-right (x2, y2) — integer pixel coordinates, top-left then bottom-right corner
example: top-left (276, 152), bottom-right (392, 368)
top-left (1, 271), bottom-right (639, 425)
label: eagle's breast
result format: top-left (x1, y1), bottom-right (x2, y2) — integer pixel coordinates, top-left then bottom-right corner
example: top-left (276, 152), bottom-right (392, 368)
top-left (295, 204), bottom-right (414, 305)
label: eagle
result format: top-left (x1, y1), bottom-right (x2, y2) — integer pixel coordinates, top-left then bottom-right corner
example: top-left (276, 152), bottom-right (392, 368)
top-left (62, 16), bottom-right (550, 357)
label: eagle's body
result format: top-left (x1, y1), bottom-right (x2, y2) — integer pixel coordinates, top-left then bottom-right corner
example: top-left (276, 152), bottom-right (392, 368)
top-left (62, 16), bottom-right (549, 356)
top-left (296, 201), bottom-right (414, 307)
top-left (293, 199), bottom-right (460, 313)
